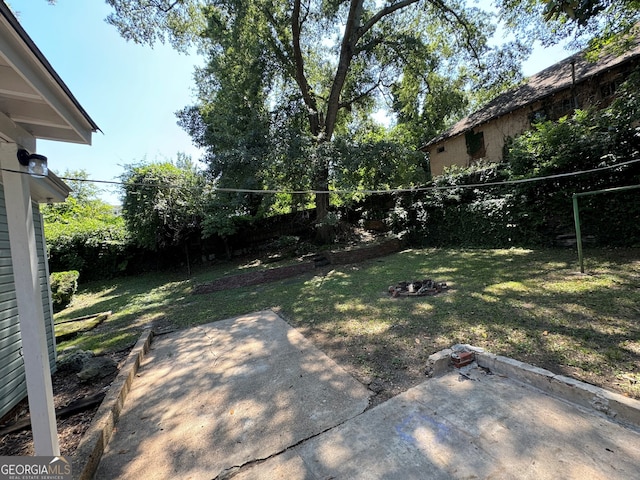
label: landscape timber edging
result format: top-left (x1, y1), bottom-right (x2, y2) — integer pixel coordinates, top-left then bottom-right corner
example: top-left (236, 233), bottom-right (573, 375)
top-left (193, 236), bottom-right (404, 295)
top-left (324, 238), bottom-right (402, 265)
top-left (71, 328), bottom-right (154, 480)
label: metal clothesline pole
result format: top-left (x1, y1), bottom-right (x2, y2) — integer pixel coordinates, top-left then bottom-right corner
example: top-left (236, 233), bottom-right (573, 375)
top-left (572, 184), bottom-right (640, 273)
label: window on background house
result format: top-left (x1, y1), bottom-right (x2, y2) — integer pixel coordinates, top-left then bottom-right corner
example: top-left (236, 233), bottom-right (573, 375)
top-left (437, 146), bottom-right (445, 153)
top-left (550, 97), bottom-right (575, 119)
top-left (600, 78), bottom-right (622, 99)
top-left (530, 109), bottom-right (546, 123)
top-left (465, 130), bottom-right (486, 160)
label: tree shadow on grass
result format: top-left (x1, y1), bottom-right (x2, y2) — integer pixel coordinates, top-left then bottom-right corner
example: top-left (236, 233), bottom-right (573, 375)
top-left (287, 247), bottom-right (640, 399)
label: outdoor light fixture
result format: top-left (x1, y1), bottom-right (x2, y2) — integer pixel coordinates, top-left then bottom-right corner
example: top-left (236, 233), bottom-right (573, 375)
top-left (17, 148), bottom-right (48, 177)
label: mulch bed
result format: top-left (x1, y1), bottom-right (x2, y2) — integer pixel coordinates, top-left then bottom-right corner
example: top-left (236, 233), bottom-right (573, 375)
top-left (0, 350), bottom-right (129, 457)
top-left (193, 261), bottom-right (316, 294)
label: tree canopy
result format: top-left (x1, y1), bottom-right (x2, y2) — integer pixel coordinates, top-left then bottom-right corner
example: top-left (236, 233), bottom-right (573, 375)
top-left (120, 155), bottom-right (206, 251)
top-left (106, 0), bottom-right (525, 240)
top-left (496, 0), bottom-right (640, 51)
top-left (104, 0), bottom-right (638, 243)
top-left (42, 170), bottom-right (129, 280)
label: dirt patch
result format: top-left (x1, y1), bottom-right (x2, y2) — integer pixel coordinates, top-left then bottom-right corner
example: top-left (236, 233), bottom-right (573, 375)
top-left (274, 310), bottom-right (441, 409)
top-left (0, 350), bottom-right (129, 457)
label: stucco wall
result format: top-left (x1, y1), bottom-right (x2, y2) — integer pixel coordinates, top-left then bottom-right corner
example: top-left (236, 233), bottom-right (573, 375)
top-left (427, 62), bottom-right (633, 177)
top-left (429, 135), bottom-right (468, 176)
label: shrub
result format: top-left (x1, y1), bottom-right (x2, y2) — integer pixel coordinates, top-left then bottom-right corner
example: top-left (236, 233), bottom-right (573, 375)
top-left (43, 195), bottom-right (132, 282)
top-left (50, 270), bottom-right (79, 312)
top-left (45, 215), bottom-right (131, 282)
top-left (389, 69), bottom-right (640, 249)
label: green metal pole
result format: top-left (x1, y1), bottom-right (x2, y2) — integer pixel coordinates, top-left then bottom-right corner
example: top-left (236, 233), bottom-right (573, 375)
top-left (571, 184), bottom-right (640, 274)
top-left (572, 194), bottom-right (584, 273)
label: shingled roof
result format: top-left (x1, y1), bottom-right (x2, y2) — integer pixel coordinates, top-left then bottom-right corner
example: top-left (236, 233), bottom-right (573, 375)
top-left (422, 41), bottom-right (640, 149)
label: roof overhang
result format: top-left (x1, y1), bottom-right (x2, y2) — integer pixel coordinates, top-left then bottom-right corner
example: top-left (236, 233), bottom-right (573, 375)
top-left (28, 170), bottom-right (71, 203)
top-left (421, 40), bottom-right (640, 151)
top-left (0, 3), bottom-right (99, 145)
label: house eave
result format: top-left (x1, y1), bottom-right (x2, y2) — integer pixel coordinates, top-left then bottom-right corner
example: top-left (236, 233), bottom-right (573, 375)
top-left (421, 40), bottom-right (640, 151)
top-left (0, 3), bottom-right (100, 145)
top-left (28, 170), bottom-right (71, 204)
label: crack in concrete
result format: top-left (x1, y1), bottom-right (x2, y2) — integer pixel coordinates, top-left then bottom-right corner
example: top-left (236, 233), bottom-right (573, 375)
top-left (197, 326), bottom-right (232, 367)
top-left (212, 401), bottom-right (371, 480)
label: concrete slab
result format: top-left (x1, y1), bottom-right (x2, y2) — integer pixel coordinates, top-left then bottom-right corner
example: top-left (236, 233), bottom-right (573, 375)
top-left (234, 367), bottom-right (640, 480)
top-left (93, 313), bottom-right (640, 480)
top-left (94, 311), bottom-right (372, 479)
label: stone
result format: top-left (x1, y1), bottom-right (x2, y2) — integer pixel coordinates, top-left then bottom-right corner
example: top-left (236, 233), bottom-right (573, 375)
top-left (368, 380), bottom-right (385, 393)
top-left (425, 348), bottom-right (452, 378)
top-left (77, 356), bottom-right (118, 382)
top-left (57, 349), bottom-right (94, 373)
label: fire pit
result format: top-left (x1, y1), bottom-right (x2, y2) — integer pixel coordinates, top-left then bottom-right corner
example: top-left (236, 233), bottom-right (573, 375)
top-left (388, 279), bottom-right (448, 297)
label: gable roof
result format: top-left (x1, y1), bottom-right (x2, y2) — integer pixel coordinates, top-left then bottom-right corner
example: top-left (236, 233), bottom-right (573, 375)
top-left (422, 40), bottom-right (640, 149)
top-left (0, 2), bottom-right (99, 144)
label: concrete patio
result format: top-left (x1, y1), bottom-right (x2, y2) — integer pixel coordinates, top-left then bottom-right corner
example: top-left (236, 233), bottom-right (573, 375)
top-left (88, 311), bottom-right (640, 479)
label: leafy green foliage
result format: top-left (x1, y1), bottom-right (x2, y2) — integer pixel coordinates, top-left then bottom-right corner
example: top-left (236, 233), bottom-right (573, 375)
top-left (333, 134), bottom-right (429, 201)
top-left (507, 69), bottom-right (640, 176)
top-left (496, 0), bottom-right (640, 51)
top-left (105, 0), bottom-right (206, 51)
top-left (176, 8), bottom-right (275, 238)
top-left (120, 156), bottom-right (206, 250)
top-left (390, 163), bottom-right (524, 247)
top-left (106, 0), bottom-right (525, 240)
top-left (503, 69), bottom-right (640, 245)
top-left (391, 70), bottom-right (640, 248)
top-left (43, 170), bottom-right (130, 281)
top-left (50, 270), bottom-right (79, 312)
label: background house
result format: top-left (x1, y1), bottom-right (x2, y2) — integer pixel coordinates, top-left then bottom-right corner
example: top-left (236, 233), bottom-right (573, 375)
top-left (423, 41), bottom-right (640, 177)
top-left (0, 2), bottom-right (98, 454)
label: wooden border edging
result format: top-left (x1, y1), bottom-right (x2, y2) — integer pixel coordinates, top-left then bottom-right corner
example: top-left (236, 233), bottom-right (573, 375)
top-left (72, 328), bottom-right (154, 480)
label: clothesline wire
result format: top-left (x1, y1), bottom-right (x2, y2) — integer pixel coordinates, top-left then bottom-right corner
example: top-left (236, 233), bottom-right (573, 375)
top-left (1, 157), bottom-right (638, 195)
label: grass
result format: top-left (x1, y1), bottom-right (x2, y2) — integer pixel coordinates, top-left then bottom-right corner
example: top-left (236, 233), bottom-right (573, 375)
top-left (54, 312), bottom-right (109, 340)
top-left (54, 247), bottom-right (640, 400)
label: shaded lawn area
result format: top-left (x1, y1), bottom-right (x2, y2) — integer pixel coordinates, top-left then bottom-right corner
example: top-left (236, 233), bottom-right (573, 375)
top-left (55, 247), bottom-right (640, 405)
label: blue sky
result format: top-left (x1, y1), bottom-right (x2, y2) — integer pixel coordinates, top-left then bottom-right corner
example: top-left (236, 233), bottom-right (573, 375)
top-left (10, 1), bottom-right (575, 204)
top-left (10, 0), bottom-right (204, 204)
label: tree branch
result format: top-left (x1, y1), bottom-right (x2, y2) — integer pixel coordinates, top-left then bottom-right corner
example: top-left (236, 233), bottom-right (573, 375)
top-left (292, 0), bottom-right (321, 136)
top-left (354, 35), bottom-right (386, 55)
top-left (151, 0), bottom-right (182, 13)
top-left (338, 80), bottom-right (381, 110)
top-left (427, 0), bottom-right (481, 64)
top-left (324, 0), bottom-right (365, 140)
top-left (262, 9), bottom-right (299, 83)
top-left (359, 0), bottom-right (421, 40)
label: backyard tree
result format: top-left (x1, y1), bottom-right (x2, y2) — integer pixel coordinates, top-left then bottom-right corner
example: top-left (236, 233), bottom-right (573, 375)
top-left (176, 16), bottom-right (274, 238)
top-left (106, 0), bottom-right (521, 241)
top-left (497, 0), bottom-right (640, 50)
top-left (120, 155), bottom-right (206, 252)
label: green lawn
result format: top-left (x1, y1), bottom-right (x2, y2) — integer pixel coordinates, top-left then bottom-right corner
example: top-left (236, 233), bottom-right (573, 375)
top-left (54, 247), bottom-right (640, 400)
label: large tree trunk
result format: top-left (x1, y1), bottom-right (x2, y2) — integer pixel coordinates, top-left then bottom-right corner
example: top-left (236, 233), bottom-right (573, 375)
top-left (312, 0), bottom-right (364, 244)
top-left (314, 160), bottom-right (331, 243)
top-left (315, 191), bottom-right (331, 242)
top-left (291, 0), bottom-right (422, 243)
